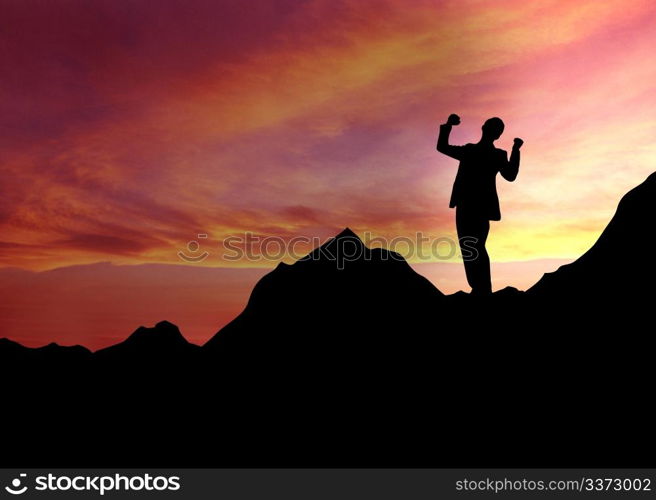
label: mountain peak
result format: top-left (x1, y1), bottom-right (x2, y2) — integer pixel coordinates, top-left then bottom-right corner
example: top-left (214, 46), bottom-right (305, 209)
top-left (127, 320), bottom-right (188, 345)
top-left (155, 320), bottom-right (178, 330)
top-left (299, 227), bottom-right (366, 265)
top-left (320, 227), bottom-right (365, 253)
top-left (94, 320), bottom-right (198, 361)
top-left (334, 227), bottom-right (361, 241)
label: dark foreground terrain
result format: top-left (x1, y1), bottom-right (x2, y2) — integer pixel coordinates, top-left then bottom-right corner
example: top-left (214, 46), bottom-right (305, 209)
top-left (2, 173), bottom-right (655, 467)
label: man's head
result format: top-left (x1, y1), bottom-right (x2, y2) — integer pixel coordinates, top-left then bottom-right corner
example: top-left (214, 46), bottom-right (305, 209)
top-left (482, 117), bottom-right (504, 141)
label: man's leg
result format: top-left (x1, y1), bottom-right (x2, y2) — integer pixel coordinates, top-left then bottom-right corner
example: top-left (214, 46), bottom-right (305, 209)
top-left (456, 208), bottom-right (492, 294)
top-left (472, 218), bottom-right (491, 294)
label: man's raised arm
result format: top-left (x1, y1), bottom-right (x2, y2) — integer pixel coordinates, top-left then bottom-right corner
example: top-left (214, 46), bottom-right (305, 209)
top-left (500, 138), bottom-right (523, 182)
top-left (437, 113), bottom-right (464, 160)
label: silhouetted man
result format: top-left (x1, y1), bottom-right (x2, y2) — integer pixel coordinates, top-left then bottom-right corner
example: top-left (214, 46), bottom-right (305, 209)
top-left (437, 114), bottom-right (523, 295)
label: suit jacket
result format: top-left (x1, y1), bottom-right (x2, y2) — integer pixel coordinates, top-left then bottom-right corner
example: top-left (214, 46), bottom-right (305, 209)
top-left (437, 124), bottom-right (519, 221)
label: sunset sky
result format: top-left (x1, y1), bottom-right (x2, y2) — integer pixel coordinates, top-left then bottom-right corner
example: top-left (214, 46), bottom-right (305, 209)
top-left (2, 0), bottom-right (656, 347)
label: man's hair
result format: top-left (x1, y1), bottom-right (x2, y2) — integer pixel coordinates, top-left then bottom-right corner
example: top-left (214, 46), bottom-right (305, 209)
top-left (482, 117), bottom-right (504, 140)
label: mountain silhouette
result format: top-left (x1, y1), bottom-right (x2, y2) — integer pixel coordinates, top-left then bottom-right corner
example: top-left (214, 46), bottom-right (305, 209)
top-left (94, 320), bottom-right (200, 364)
top-left (0, 337), bottom-right (91, 369)
top-left (530, 172), bottom-right (655, 300)
top-left (205, 227), bottom-right (443, 379)
top-left (1, 175), bottom-right (655, 467)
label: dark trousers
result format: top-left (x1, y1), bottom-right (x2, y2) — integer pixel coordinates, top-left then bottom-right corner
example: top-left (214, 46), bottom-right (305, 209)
top-left (456, 207), bottom-right (491, 294)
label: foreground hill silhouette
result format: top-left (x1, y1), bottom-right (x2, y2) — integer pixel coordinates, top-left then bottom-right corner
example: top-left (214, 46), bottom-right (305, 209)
top-left (204, 227), bottom-right (444, 379)
top-left (1, 174), bottom-right (654, 467)
top-left (530, 172), bottom-right (656, 301)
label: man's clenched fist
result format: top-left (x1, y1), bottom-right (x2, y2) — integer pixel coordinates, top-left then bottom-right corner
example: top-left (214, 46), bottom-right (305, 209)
top-left (446, 114), bottom-right (461, 126)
